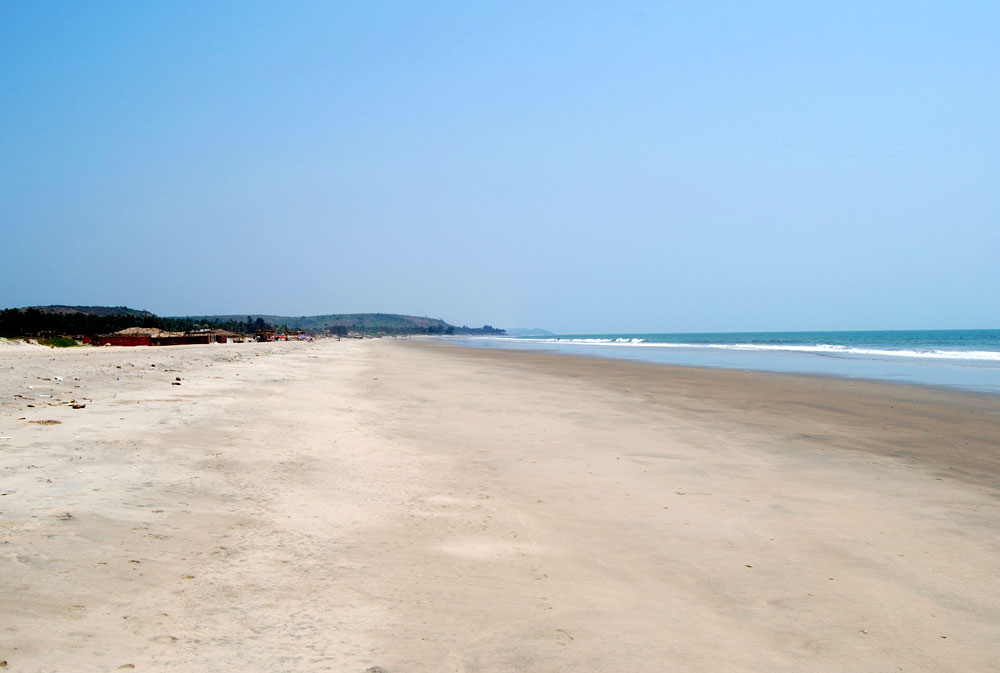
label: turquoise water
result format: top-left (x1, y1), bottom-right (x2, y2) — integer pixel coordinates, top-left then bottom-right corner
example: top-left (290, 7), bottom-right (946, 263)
top-left (453, 330), bottom-right (1000, 394)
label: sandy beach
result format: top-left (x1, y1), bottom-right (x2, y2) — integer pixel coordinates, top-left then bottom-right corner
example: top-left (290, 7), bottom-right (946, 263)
top-left (1, 337), bottom-right (998, 672)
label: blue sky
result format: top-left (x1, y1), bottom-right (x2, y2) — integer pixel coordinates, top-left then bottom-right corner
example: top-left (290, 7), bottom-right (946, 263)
top-left (2, 1), bottom-right (997, 332)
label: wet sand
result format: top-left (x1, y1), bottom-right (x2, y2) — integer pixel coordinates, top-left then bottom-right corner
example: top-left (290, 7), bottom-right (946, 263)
top-left (1, 338), bottom-right (997, 672)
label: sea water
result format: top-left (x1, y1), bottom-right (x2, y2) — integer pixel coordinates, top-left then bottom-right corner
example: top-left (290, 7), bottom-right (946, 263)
top-left (452, 330), bottom-right (1000, 394)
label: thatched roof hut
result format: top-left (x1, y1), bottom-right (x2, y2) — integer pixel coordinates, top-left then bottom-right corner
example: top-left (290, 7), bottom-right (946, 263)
top-left (114, 327), bottom-right (184, 338)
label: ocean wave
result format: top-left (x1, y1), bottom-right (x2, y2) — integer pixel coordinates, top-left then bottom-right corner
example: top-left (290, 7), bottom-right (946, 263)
top-left (482, 337), bottom-right (646, 344)
top-left (481, 337), bottom-right (1000, 362)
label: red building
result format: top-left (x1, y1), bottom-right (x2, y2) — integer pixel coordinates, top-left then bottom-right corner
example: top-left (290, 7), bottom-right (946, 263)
top-left (92, 335), bottom-right (152, 347)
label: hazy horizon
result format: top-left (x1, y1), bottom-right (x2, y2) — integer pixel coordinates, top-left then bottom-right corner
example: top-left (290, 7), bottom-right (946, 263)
top-left (3, 2), bottom-right (997, 334)
top-left (5, 304), bottom-right (999, 336)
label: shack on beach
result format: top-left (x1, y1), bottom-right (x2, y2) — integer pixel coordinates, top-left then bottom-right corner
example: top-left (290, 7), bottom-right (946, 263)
top-left (92, 326), bottom-right (247, 347)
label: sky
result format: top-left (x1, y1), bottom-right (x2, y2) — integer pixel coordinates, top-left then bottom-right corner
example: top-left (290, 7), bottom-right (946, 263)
top-left (2, 1), bottom-right (998, 333)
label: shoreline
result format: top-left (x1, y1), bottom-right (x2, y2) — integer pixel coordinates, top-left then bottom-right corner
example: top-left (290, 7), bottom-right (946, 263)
top-left (2, 338), bottom-right (998, 671)
top-left (433, 334), bottom-right (1000, 400)
top-left (422, 338), bottom-right (1000, 494)
top-left (444, 334), bottom-right (1000, 395)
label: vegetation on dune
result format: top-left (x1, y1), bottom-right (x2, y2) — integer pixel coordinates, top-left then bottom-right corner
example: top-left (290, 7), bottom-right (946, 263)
top-left (36, 336), bottom-right (80, 348)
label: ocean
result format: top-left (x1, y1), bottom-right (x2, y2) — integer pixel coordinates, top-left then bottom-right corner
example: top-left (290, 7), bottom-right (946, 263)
top-left (451, 330), bottom-right (1000, 394)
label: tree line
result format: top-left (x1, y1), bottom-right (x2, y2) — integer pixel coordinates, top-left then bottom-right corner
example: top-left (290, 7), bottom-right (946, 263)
top-left (0, 308), bottom-right (274, 338)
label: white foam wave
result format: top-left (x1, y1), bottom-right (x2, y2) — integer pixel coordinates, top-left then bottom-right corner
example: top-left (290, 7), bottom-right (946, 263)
top-left (479, 337), bottom-right (1000, 362)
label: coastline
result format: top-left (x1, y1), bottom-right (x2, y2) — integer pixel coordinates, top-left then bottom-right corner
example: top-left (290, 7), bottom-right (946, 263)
top-left (2, 338), bottom-right (998, 671)
top-left (426, 338), bottom-right (1000, 493)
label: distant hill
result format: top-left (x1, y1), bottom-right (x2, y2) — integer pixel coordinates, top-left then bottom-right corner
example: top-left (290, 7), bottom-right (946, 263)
top-left (32, 305), bottom-right (156, 318)
top-left (182, 313), bottom-right (451, 332)
top-left (176, 313), bottom-right (505, 336)
top-left (504, 328), bottom-right (554, 337)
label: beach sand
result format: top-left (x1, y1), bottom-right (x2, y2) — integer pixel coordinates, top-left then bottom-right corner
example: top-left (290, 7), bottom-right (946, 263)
top-left (1, 338), bottom-right (997, 672)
